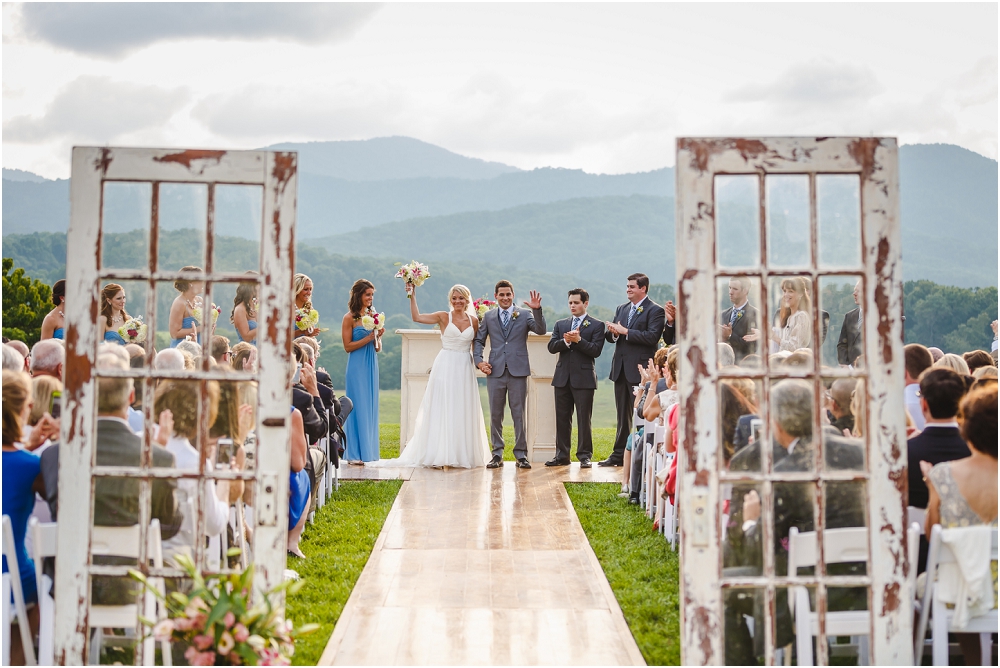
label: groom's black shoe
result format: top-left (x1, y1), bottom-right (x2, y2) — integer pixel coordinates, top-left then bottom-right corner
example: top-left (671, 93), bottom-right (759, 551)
top-left (545, 457), bottom-right (570, 467)
top-left (579, 457), bottom-right (592, 468)
top-left (516, 457), bottom-right (532, 469)
top-left (598, 457), bottom-right (623, 467)
top-left (486, 455), bottom-right (503, 469)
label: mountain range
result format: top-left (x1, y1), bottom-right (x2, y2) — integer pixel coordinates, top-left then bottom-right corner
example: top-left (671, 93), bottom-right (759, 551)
top-left (2, 138), bottom-right (997, 288)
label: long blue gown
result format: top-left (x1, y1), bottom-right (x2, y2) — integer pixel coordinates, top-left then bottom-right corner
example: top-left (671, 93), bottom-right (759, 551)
top-left (104, 331), bottom-right (126, 345)
top-left (344, 326), bottom-right (379, 461)
top-left (170, 316), bottom-right (200, 348)
top-left (246, 320), bottom-right (257, 346)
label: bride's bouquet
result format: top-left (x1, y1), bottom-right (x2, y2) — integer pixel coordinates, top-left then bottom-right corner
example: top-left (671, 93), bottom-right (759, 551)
top-left (191, 302), bottom-right (221, 326)
top-left (394, 260), bottom-right (431, 298)
top-left (118, 315), bottom-right (147, 344)
top-left (473, 297), bottom-right (497, 321)
top-left (361, 309), bottom-right (387, 333)
top-left (295, 306), bottom-right (321, 332)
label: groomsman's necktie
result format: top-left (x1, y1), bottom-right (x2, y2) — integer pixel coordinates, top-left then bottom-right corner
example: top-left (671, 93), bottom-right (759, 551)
top-left (571, 316), bottom-right (581, 331)
top-left (858, 310), bottom-right (863, 326)
top-left (729, 308), bottom-right (742, 327)
top-left (501, 309), bottom-right (510, 330)
top-left (626, 305), bottom-right (637, 327)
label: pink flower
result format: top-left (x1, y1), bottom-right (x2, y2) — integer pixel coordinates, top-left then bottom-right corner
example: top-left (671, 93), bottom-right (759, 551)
top-left (152, 619), bottom-right (175, 642)
top-left (193, 633), bottom-right (214, 650)
top-left (233, 623), bottom-right (250, 642)
top-left (173, 616), bottom-right (195, 631)
top-left (224, 611), bottom-right (236, 629)
top-left (218, 631), bottom-right (235, 656)
top-left (185, 647), bottom-right (217, 665)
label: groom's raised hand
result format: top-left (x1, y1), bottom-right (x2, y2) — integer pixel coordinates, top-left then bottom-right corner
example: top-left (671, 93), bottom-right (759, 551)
top-left (523, 290), bottom-right (542, 310)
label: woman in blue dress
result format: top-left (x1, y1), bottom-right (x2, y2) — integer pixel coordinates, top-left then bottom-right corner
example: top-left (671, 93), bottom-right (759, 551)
top-left (41, 279), bottom-right (66, 341)
top-left (169, 266), bottom-right (203, 348)
top-left (231, 273), bottom-right (259, 347)
top-left (99, 283), bottom-right (129, 345)
top-left (292, 273), bottom-right (321, 340)
top-left (341, 279), bottom-right (381, 463)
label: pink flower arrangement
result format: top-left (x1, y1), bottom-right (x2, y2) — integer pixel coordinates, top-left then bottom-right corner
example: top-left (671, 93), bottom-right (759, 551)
top-left (130, 554), bottom-right (317, 666)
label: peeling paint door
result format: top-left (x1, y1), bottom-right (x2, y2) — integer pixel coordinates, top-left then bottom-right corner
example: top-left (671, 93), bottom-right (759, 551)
top-left (674, 138), bottom-right (909, 665)
top-left (54, 148), bottom-right (297, 664)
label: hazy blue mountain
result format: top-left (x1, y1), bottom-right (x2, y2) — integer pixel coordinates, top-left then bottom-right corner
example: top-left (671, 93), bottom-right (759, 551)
top-left (2, 168), bottom-right (47, 182)
top-left (2, 177), bottom-right (70, 234)
top-left (261, 136), bottom-right (521, 181)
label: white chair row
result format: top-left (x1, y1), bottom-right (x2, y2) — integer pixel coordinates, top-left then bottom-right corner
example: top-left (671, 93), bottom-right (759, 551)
top-left (2, 515), bottom-right (36, 666)
top-left (632, 411), bottom-right (677, 549)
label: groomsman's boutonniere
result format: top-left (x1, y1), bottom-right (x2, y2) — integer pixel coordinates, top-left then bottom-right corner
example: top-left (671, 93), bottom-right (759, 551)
top-left (583, 319), bottom-right (591, 328)
top-left (512, 310), bottom-right (520, 320)
top-left (735, 311), bottom-right (744, 321)
top-left (636, 306), bottom-right (644, 315)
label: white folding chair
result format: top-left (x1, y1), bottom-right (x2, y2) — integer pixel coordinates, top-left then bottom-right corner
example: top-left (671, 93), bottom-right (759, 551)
top-left (787, 524), bottom-right (921, 666)
top-left (89, 519), bottom-right (169, 666)
top-left (28, 519), bottom-right (56, 666)
top-left (2, 515), bottom-right (36, 666)
top-left (914, 524), bottom-right (998, 667)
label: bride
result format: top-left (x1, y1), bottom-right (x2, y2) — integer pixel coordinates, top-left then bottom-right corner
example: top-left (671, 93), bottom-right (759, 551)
top-left (369, 283), bottom-right (490, 468)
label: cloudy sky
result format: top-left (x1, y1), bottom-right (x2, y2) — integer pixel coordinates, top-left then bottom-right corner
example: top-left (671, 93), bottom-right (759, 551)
top-left (3, 2), bottom-right (996, 179)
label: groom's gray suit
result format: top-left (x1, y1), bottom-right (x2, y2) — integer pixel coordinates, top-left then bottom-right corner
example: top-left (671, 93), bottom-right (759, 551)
top-left (474, 305), bottom-right (546, 460)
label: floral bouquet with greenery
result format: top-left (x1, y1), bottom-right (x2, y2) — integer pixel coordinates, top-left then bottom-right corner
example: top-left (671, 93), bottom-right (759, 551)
top-left (360, 309), bottom-right (386, 332)
top-left (129, 554), bottom-right (318, 666)
top-left (118, 315), bottom-right (148, 343)
top-left (473, 298), bottom-right (497, 321)
top-left (191, 303), bottom-right (221, 326)
top-left (294, 306), bottom-right (320, 332)
top-left (394, 260), bottom-right (431, 298)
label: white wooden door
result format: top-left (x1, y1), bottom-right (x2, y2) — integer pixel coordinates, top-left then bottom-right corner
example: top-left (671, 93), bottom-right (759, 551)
top-left (674, 138), bottom-right (910, 665)
top-left (54, 148), bottom-right (298, 664)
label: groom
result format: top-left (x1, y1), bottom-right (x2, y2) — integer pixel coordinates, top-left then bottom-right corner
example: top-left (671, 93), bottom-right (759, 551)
top-left (474, 280), bottom-right (546, 469)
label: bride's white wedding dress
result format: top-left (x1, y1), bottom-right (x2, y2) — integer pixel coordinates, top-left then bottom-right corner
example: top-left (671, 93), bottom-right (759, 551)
top-left (371, 312), bottom-right (490, 468)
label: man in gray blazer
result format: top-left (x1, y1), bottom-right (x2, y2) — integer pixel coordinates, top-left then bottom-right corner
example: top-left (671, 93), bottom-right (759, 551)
top-left (474, 280), bottom-right (546, 469)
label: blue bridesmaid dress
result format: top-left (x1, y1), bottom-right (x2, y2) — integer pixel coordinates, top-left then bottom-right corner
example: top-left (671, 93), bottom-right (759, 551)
top-left (246, 320), bottom-right (257, 346)
top-left (344, 325), bottom-right (379, 461)
top-left (104, 330), bottom-right (126, 345)
top-left (52, 327), bottom-right (64, 340)
top-left (170, 316), bottom-right (200, 348)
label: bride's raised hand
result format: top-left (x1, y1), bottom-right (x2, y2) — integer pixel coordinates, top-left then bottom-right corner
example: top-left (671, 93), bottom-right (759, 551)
top-left (405, 283), bottom-right (415, 297)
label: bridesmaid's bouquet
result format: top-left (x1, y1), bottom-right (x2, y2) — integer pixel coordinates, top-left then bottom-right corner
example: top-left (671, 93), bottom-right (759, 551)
top-left (473, 298), bottom-right (497, 321)
top-left (118, 316), bottom-right (147, 343)
top-left (394, 260), bottom-right (431, 298)
top-left (295, 306), bottom-right (320, 332)
top-left (361, 309), bottom-right (386, 332)
top-left (191, 302), bottom-right (221, 326)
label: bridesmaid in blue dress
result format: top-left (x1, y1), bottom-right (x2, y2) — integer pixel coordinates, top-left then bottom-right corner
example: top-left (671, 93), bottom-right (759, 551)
top-left (40, 279), bottom-right (66, 341)
top-left (99, 283), bottom-right (129, 345)
top-left (231, 273), bottom-right (259, 347)
top-left (292, 273), bottom-right (321, 340)
top-left (169, 266), bottom-right (203, 348)
top-left (341, 279), bottom-right (381, 463)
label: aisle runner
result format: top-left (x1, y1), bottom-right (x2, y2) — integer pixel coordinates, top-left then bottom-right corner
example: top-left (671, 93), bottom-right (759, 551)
top-left (319, 465), bottom-right (646, 666)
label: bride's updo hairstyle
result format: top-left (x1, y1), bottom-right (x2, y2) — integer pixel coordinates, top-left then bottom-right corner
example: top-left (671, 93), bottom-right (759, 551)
top-left (449, 284), bottom-right (475, 319)
top-left (349, 279), bottom-right (375, 318)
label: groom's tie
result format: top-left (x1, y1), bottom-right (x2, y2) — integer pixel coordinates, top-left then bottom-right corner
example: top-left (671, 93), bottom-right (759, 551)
top-left (501, 309), bottom-right (510, 332)
top-left (626, 304), bottom-right (637, 327)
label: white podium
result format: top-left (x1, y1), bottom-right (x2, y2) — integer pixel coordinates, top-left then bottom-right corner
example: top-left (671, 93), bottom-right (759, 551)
top-left (396, 328), bottom-right (557, 463)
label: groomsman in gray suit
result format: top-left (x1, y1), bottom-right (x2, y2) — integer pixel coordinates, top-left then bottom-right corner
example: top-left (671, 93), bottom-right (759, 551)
top-left (474, 280), bottom-right (546, 469)
top-left (547, 288), bottom-right (605, 468)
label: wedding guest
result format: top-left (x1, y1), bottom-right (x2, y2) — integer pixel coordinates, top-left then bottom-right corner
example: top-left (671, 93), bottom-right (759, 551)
top-left (230, 342), bottom-right (257, 373)
top-left (933, 352), bottom-right (970, 376)
top-left (927, 347), bottom-right (945, 363)
top-left (287, 407), bottom-right (311, 558)
top-left (921, 385), bottom-right (998, 667)
top-left (153, 379), bottom-right (230, 560)
top-left (211, 335), bottom-right (231, 365)
top-left (28, 375), bottom-right (62, 436)
top-left (771, 277), bottom-right (812, 352)
top-left (973, 365), bottom-right (998, 382)
top-left (153, 348), bottom-right (186, 371)
top-left (124, 343), bottom-right (144, 360)
top-left (128, 354), bottom-right (145, 434)
top-left (169, 266), bottom-right (203, 347)
top-left (904, 344), bottom-right (934, 430)
top-left (175, 340), bottom-right (202, 369)
top-left (826, 378), bottom-right (856, 435)
top-left (601, 273), bottom-right (668, 467)
top-left (719, 276), bottom-right (759, 364)
top-left (961, 349), bottom-right (993, 375)
top-left (29, 339), bottom-right (64, 380)
top-left (40, 279), bottom-right (66, 341)
top-left (2, 344), bottom-right (25, 371)
top-left (739, 353), bottom-right (762, 369)
top-left (7, 340), bottom-right (31, 372)
top-left (640, 347), bottom-right (675, 423)
top-left (293, 273), bottom-right (320, 339)
top-left (342, 279), bottom-right (381, 463)
top-left (291, 343), bottom-right (328, 444)
top-left (208, 374), bottom-right (251, 565)
top-left (231, 273), bottom-right (258, 346)
top-left (718, 342), bottom-right (735, 368)
top-left (836, 281), bottom-right (864, 366)
top-left (99, 283), bottom-right (129, 345)
top-left (719, 382), bottom-right (758, 465)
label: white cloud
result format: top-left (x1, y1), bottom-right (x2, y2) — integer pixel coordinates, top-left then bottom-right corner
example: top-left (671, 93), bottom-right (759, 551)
top-left (4, 76), bottom-right (189, 143)
top-left (11, 2), bottom-right (382, 59)
top-left (725, 59), bottom-right (883, 109)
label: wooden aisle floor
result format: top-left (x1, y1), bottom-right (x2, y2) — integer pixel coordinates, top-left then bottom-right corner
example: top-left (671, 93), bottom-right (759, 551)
top-left (319, 463), bottom-right (646, 665)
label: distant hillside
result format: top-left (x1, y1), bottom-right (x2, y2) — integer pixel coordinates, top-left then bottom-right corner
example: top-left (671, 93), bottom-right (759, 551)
top-left (261, 136), bottom-right (521, 181)
top-left (2, 168), bottom-right (47, 183)
top-left (315, 195), bottom-right (675, 288)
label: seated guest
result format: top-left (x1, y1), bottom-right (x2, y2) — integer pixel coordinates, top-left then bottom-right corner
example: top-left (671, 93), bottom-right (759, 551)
top-left (124, 343), bottom-right (145, 360)
top-left (922, 385), bottom-right (998, 667)
top-left (175, 339), bottom-right (202, 368)
top-left (211, 335), bottom-right (231, 365)
top-left (827, 378), bottom-right (856, 435)
top-left (836, 281), bottom-right (864, 367)
top-left (907, 368), bottom-right (970, 510)
top-left (127, 354), bottom-right (145, 433)
top-left (153, 380), bottom-right (230, 560)
top-left (973, 365), bottom-right (998, 382)
top-left (39, 354), bottom-right (181, 606)
top-left (292, 343), bottom-right (328, 444)
top-left (29, 339), bottom-right (64, 380)
top-left (739, 353), bottom-right (762, 369)
top-left (7, 340), bottom-right (31, 372)
top-left (153, 347), bottom-right (186, 371)
top-left (719, 382), bottom-right (757, 466)
top-left (287, 407), bottom-right (310, 559)
top-left (904, 344), bottom-right (934, 430)
top-left (230, 342), bottom-right (257, 372)
top-left (927, 346), bottom-right (944, 363)
top-left (2, 343), bottom-right (26, 371)
top-left (298, 336), bottom-right (350, 420)
top-left (717, 342), bottom-right (735, 368)
top-left (934, 352), bottom-right (970, 376)
top-left (963, 349), bottom-right (994, 375)
top-left (209, 374), bottom-right (251, 565)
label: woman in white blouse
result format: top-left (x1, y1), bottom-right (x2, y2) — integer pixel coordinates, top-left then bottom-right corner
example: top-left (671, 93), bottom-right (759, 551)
top-left (771, 277), bottom-right (812, 352)
top-left (153, 380), bottom-right (230, 561)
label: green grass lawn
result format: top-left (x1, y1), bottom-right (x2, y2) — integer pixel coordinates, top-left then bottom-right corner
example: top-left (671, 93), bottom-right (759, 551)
top-left (564, 482), bottom-right (680, 666)
top-left (285, 479), bottom-right (404, 666)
